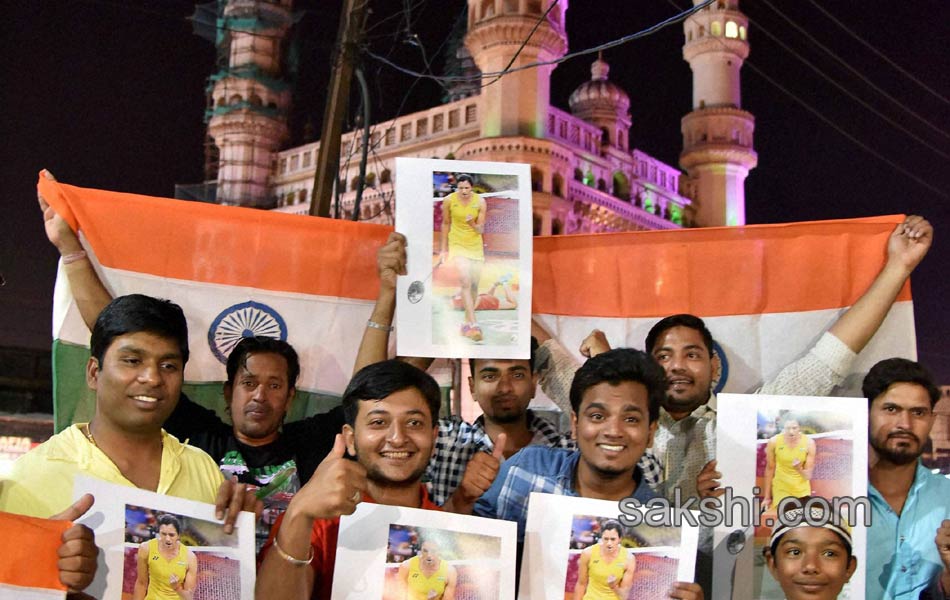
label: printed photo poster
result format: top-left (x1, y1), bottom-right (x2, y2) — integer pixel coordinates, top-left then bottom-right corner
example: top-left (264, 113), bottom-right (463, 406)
top-left (714, 394), bottom-right (868, 600)
top-left (72, 476), bottom-right (256, 600)
top-left (395, 157), bottom-right (532, 359)
top-left (520, 493), bottom-right (699, 600)
top-left (333, 502), bottom-right (517, 600)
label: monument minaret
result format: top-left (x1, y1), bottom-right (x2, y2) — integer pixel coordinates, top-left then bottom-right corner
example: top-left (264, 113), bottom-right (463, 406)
top-left (680, 0), bottom-right (757, 226)
top-left (464, 0), bottom-right (569, 139)
top-left (207, 0), bottom-right (293, 207)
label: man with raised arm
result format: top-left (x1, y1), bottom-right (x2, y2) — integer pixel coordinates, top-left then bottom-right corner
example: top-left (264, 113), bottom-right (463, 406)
top-left (649, 215), bottom-right (933, 501)
top-left (37, 171), bottom-right (346, 527)
top-left (352, 232), bottom-right (619, 514)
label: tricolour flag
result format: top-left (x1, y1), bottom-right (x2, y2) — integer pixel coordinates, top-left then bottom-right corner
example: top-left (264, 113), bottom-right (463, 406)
top-left (532, 215), bottom-right (915, 401)
top-left (0, 512), bottom-right (69, 599)
top-left (40, 175), bottom-right (913, 431)
top-left (39, 174), bottom-right (390, 432)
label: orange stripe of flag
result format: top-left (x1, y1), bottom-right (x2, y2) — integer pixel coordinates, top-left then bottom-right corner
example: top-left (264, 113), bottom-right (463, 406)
top-left (532, 216), bottom-right (909, 318)
top-left (0, 512), bottom-right (68, 591)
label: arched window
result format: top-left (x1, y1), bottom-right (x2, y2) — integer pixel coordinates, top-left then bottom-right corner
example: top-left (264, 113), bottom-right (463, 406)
top-left (380, 169), bottom-right (392, 184)
top-left (573, 167), bottom-right (584, 182)
top-left (350, 176), bottom-right (360, 191)
top-left (711, 21), bottom-right (722, 36)
top-left (503, 0), bottom-right (517, 12)
top-left (552, 173), bottom-right (564, 197)
top-left (612, 172), bottom-right (630, 201)
top-left (597, 178), bottom-right (607, 192)
top-left (229, 94), bottom-right (243, 105)
top-left (481, 0), bottom-right (494, 19)
top-left (699, 25), bottom-right (705, 37)
top-left (248, 93), bottom-right (263, 107)
top-left (739, 25), bottom-right (747, 40)
top-left (725, 21), bottom-right (739, 38)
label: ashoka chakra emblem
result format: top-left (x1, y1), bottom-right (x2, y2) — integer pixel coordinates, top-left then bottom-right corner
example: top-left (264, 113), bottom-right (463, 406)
top-left (208, 301), bottom-right (288, 364)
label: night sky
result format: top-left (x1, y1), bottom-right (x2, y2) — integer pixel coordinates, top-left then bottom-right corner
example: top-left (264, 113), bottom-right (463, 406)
top-left (3, 1), bottom-right (948, 378)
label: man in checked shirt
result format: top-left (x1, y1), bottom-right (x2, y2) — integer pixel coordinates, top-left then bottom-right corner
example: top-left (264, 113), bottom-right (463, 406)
top-left (353, 233), bottom-right (635, 514)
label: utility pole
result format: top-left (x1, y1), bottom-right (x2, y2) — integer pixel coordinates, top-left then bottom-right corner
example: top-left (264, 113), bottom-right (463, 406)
top-left (310, 0), bottom-right (370, 217)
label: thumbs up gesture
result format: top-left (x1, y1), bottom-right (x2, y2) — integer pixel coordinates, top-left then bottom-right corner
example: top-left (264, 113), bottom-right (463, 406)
top-left (287, 434), bottom-right (369, 521)
top-left (442, 433), bottom-right (508, 515)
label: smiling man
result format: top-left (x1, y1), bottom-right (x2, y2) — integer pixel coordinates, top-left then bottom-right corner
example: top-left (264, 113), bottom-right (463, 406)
top-left (863, 358), bottom-right (950, 599)
top-left (0, 295), bottom-right (224, 517)
top-left (473, 349), bottom-right (703, 599)
top-left (257, 360), bottom-right (443, 600)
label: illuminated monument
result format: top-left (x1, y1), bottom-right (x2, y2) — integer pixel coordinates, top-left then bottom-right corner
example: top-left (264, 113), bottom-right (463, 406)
top-left (190, 0), bottom-right (756, 230)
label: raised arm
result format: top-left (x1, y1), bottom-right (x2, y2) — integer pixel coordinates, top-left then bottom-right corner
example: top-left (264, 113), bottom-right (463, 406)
top-left (828, 215), bottom-right (932, 353)
top-left (38, 170), bottom-right (111, 331)
top-left (353, 232), bottom-right (406, 373)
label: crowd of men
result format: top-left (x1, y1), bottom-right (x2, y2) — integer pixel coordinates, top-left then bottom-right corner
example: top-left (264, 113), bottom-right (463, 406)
top-left (0, 188), bottom-right (946, 600)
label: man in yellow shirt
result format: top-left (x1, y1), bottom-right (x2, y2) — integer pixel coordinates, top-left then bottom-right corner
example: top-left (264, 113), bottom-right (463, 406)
top-left (0, 295), bottom-right (226, 518)
top-left (133, 514), bottom-right (198, 600)
top-left (398, 538), bottom-right (457, 600)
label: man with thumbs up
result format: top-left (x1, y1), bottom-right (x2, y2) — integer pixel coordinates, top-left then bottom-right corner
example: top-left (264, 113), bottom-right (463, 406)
top-left (257, 360), bottom-right (444, 600)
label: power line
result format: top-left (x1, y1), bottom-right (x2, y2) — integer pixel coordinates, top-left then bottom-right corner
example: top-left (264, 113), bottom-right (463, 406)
top-left (747, 5), bottom-right (950, 159)
top-left (479, 0), bottom-right (561, 89)
top-left (663, 0), bottom-right (947, 200)
top-left (801, 0), bottom-right (949, 107)
top-left (365, 0), bottom-right (714, 84)
top-left (757, 0), bottom-right (950, 142)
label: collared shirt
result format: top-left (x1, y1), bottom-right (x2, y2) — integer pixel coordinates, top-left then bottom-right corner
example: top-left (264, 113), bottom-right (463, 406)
top-left (653, 404), bottom-right (717, 500)
top-left (651, 331), bottom-right (857, 502)
top-left (0, 424), bottom-right (224, 518)
top-left (425, 409), bottom-right (573, 506)
top-left (473, 446), bottom-right (659, 541)
top-left (867, 462), bottom-right (950, 600)
top-left (262, 486), bottom-right (440, 600)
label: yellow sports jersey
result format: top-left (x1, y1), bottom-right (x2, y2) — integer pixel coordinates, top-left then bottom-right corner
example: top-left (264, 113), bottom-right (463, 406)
top-left (584, 543), bottom-right (628, 600)
top-left (406, 555), bottom-right (449, 600)
top-left (772, 432), bottom-right (812, 502)
top-left (445, 192), bottom-right (484, 261)
top-left (145, 538), bottom-right (190, 600)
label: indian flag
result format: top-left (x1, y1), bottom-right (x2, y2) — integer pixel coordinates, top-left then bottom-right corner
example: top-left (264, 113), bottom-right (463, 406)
top-left (0, 512), bottom-right (70, 598)
top-left (39, 174), bottom-right (390, 432)
top-left (531, 215), bottom-right (915, 402)
top-left (40, 175), bottom-right (914, 431)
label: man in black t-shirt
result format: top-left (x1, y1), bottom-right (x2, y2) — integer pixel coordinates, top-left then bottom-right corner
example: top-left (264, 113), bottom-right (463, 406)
top-left (163, 337), bottom-right (345, 550)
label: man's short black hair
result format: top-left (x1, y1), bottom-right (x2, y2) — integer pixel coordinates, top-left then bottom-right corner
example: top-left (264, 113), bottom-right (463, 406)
top-left (645, 314), bottom-right (714, 356)
top-left (342, 360), bottom-right (442, 426)
top-left (569, 348), bottom-right (666, 422)
top-left (225, 336), bottom-right (300, 388)
top-left (601, 520), bottom-right (624, 538)
top-left (862, 357), bottom-right (940, 408)
top-left (157, 514), bottom-right (182, 534)
top-left (471, 336), bottom-right (539, 374)
top-left (90, 294), bottom-right (189, 364)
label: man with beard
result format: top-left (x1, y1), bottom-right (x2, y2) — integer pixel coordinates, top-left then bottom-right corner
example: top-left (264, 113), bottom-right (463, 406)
top-left (653, 215), bottom-right (933, 501)
top-left (353, 232), bottom-right (608, 513)
top-left (863, 358), bottom-right (950, 599)
top-left (256, 360), bottom-right (443, 600)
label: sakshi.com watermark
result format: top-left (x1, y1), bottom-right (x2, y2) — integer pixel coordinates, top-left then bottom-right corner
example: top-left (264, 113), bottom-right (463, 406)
top-left (617, 487), bottom-right (871, 529)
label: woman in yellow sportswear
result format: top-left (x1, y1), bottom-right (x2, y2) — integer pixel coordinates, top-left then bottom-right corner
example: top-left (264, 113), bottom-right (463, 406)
top-left (439, 174), bottom-right (487, 342)
top-left (133, 514), bottom-right (198, 600)
top-left (762, 418), bottom-right (817, 512)
top-left (398, 539), bottom-right (457, 600)
top-left (574, 521), bottom-right (636, 600)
